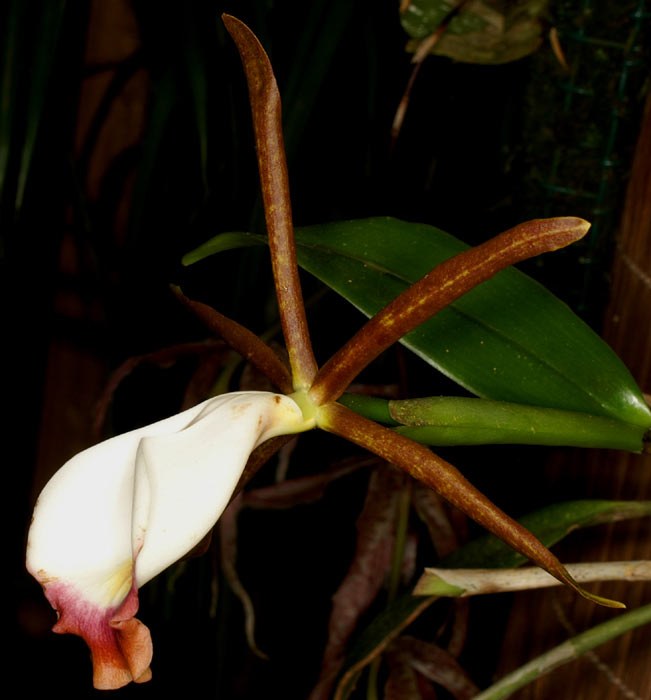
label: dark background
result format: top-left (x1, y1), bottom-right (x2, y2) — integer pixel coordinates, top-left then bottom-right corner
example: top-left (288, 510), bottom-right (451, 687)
top-left (6, 1), bottom-right (649, 697)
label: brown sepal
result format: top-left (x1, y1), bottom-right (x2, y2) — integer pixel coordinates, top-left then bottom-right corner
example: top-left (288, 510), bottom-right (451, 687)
top-left (319, 402), bottom-right (624, 608)
top-left (222, 14), bottom-right (318, 390)
top-left (309, 217), bottom-right (590, 405)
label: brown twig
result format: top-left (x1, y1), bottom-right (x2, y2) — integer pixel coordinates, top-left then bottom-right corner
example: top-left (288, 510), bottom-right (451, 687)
top-left (309, 217), bottom-right (590, 405)
top-left (223, 14), bottom-right (318, 390)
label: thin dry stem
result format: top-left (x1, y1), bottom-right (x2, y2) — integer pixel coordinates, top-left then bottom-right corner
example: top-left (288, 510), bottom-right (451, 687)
top-left (414, 561), bottom-right (651, 596)
top-left (309, 217), bottom-right (590, 406)
top-left (223, 14), bottom-right (318, 390)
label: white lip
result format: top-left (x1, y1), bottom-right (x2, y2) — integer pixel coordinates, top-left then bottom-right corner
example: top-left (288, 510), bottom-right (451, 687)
top-left (27, 391), bottom-right (309, 608)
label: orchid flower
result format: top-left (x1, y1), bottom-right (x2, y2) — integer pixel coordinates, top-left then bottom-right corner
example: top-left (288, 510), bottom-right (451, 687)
top-left (27, 13), bottom-right (629, 693)
top-left (26, 392), bottom-right (312, 689)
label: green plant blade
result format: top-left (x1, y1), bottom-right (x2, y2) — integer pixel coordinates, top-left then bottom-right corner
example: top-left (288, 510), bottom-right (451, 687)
top-left (331, 499), bottom-right (651, 698)
top-left (292, 218), bottom-right (650, 427)
top-left (14, 0), bottom-right (67, 211)
top-left (182, 231), bottom-right (264, 265)
top-left (183, 218), bottom-right (651, 428)
top-left (0, 0), bottom-right (23, 203)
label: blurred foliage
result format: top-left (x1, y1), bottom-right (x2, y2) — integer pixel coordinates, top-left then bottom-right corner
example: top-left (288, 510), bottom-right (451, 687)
top-left (401, 0), bottom-right (549, 64)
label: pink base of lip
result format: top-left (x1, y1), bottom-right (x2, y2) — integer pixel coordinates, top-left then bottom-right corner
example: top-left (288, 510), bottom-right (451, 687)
top-left (44, 580), bottom-right (153, 689)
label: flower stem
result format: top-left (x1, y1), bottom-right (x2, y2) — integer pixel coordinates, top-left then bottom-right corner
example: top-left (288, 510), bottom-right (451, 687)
top-left (223, 14), bottom-right (318, 391)
top-left (309, 217), bottom-right (590, 406)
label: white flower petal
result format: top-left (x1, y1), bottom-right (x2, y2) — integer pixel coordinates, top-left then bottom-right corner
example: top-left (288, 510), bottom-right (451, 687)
top-left (26, 390), bottom-right (310, 689)
top-left (26, 397), bottom-right (218, 607)
top-left (132, 391), bottom-right (306, 585)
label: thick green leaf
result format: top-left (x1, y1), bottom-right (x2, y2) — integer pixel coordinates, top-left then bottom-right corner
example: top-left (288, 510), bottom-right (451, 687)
top-left (332, 499), bottom-right (651, 697)
top-left (183, 218), bottom-right (651, 428)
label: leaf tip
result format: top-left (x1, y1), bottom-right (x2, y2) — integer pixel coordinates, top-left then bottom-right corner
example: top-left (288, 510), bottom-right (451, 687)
top-left (221, 13), bottom-right (250, 44)
top-left (572, 584), bottom-right (626, 609)
top-left (547, 216), bottom-right (591, 247)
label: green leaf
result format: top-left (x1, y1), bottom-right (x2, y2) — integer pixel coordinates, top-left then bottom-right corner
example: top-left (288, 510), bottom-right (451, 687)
top-left (14, 0), bottom-right (67, 211)
top-left (400, 0), bottom-right (455, 40)
top-left (0, 0), bottom-right (23, 203)
top-left (331, 499), bottom-right (651, 697)
top-left (400, 0), bottom-right (546, 65)
top-left (183, 218), bottom-right (651, 428)
top-left (182, 231), bottom-right (264, 265)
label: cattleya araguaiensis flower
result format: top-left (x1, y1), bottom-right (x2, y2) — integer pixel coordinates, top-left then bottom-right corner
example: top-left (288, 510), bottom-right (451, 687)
top-left (26, 392), bottom-right (312, 689)
top-left (27, 14), bottom-right (629, 692)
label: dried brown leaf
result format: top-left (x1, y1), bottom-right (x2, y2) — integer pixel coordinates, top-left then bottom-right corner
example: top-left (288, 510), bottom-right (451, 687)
top-left (446, 599), bottom-right (470, 659)
top-left (392, 636), bottom-right (479, 700)
top-left (412, 482), bottom-right (459, 558)
top-left (319, 403), bottom-right (624, 608)
top-left (385, 646), bottom-right (432, 700)
top-left (242, 457), bottom-right (371, 510)
top-left (309, 464), bottom-right (407, 699)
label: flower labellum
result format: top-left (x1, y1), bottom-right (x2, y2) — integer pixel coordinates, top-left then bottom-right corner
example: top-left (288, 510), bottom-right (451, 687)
top-left (26, 391), bottom-right (311, 689)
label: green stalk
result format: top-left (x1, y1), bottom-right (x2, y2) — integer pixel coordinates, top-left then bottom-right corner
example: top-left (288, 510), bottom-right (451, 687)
top-left (391, 397), bottom-right (648, 452)
top-left (338, 394), bottom-right (647, 452)
top-left (473, 604), bottom-right (651, 700)
top-left (338, 394), bottom-right (399, 426)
